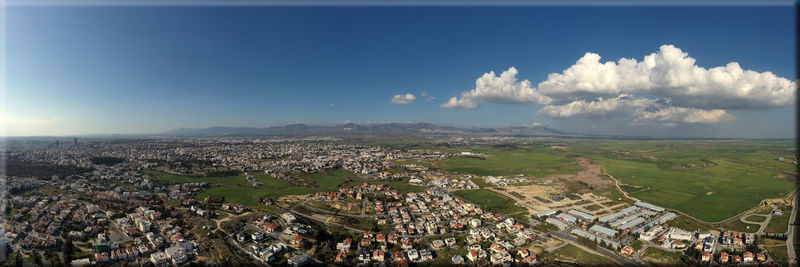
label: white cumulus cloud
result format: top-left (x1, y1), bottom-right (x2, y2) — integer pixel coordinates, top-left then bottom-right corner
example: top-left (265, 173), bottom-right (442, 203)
top-left (391, 93), bottom-right (417, 104)
top-left (538, 45), bottom-right (795, 109)
top-left (441, 67), bottom-right (551, 109)
top-left (442, 45), bottom-right (794, 125)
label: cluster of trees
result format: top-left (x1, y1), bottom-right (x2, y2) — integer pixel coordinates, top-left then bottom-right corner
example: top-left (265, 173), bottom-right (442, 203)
top-left (89, 157), bottom-right (125, 166)
top-left (205, 170), bottom-right (241, 177)
top-left (312, 225), bottom-right (352, 261)
top-left (764, 233), bottom-right (787, 240)
top-left (683, 247), bottom-right (702, 265)
top-left (6, 159), bottom-right (92, 179)
top-left (62, 239), bottom-right (75, 264)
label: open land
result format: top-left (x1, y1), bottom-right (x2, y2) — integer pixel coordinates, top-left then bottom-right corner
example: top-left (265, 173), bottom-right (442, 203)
top-left (6, 136), bottom-right (797, 266)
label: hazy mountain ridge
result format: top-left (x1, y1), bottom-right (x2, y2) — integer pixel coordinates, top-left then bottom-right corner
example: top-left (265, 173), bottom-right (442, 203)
top-left (163, 122), bottom-right (568, 137)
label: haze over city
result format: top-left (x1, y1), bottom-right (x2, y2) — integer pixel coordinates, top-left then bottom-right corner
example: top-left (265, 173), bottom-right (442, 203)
top-left (4, 4), bottom-right (796, 138)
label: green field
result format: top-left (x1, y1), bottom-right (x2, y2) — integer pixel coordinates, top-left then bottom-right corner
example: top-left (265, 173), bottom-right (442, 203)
top-left (194, 173), bottom-right (317, 206)
top-left (753, 206), bottom-right (775, 215)
top-left (740, 150), bottom-right (797, 173)
top-left (640, 247), bottom-right (685, 265)
top-left (722, 219), bottom-right (760, 233)
top-left (551, 244), bottom-right (619, 265)
top-left (569, 139), bottom-right (795, 172)
top-left (744, 215), bottom-right (768, 222)
top-left (665, 216), bottom-right (713, 232)
top-left (766, 245), bottom-right (789, 266)
top-left (153, 168), bottom-right (358, 207)
top-left (438, 147), bottom-right (579, 177)
top-left (765, 213), bottom-right (791, 234)
top-left (453, 189), bottom-right (526, 216)
top-left (187, 168), bottom-right (424, 207)
top-left (144, 169), bottom-right (248, 186)
top-left (408, 139), bottom-right (794, 224)
top-left (595, 158), bottom-right (793, 222)
top-left (296, 169), bottom-right (358, 190)
top-left (631, 240), bottom-right (644, 251)
top-left (592, 185), bottom-right (635, 205)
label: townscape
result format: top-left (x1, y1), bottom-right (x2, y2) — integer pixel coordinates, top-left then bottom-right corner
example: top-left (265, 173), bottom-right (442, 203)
top-left (5, 1), bottom-right (798, 265)
top-left (2, 136), bottom-right (797, 266)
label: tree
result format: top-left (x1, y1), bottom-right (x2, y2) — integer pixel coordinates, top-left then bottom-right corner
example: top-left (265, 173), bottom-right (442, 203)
top-left (63, 238), bottom-right (74, 264)
top-left (33, 251), bottom-right (42, 266)
top-left (14, 253), bottom-right (22, 267)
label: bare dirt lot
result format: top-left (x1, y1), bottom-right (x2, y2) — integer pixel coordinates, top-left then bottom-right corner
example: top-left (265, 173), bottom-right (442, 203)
top-left (551, 157), bottom-right (610, 190)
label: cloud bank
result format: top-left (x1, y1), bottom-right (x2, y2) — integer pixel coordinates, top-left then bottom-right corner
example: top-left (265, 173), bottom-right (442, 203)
top-left (391, 93), bottom-right (417, 104)
top-left (443, 45), bottom-right (795, 126)
top-left (538, 94), bottom-right (733, 125)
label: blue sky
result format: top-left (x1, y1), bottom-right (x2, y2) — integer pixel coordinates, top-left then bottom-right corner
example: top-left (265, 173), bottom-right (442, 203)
top-left (5, 5), bottom-right (796, 137)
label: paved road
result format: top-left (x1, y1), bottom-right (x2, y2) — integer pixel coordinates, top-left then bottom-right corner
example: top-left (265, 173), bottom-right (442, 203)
top-left (739, 206), bottom-right (774, 235)
top-left (290, 209), bottom-right (366, 234)
top-left (361, 196), bottom-right (367, 217)
top-left (787, 192), bottom-right (798, 263)
top-left (548, 230), bottom-right (637, 266)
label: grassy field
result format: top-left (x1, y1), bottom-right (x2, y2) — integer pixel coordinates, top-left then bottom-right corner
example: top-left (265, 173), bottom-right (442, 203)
top-left (666, 216), bottom-right (713, 232)
top-left (551, 244), bottom-right (619, 265)
top-left (143, 169), bottom-right (248, 185)
top-left (753, 206), bottom-right (775, 215)
top-left (569, 139), bottom-right (795, 169)
top-left (744, 215), bottom-right (768, 222)
top-left (592, 186), bottom-right (633, 204)
top-left (640, 247), bottom-right (685, 265)
top-left (296, 169), bottom-right (358, 191)
top-left (194, 173), bottom-right (318, 206)
top-left (190, 169), bottom-right (360, 207)
top-left (765, 213), bottom-right (791, 234)
top-left (594, 157), bottom-right (793, 222)
top-left (470, 177), bottom-right (492, 188)
top-left (631, 240), bottom-right (644, 251)
top-left (722, 219), bottom-right (760, 233)
top-left (438, 147), bottom-right (579, 177)
top-left (766, 245), bottom-right (789, 266)
top-left (740, 150), bottom-right (797, 173)
top-left (373, 180), bottom-right (426, 193)
top-left (189, 168), bottom-right (427, 207)
top-left (453, 189), bottom-right (526, 216)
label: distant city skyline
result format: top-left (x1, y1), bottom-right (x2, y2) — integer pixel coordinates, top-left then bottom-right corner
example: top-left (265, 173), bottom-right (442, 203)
top-left (3, 4), bottom-right (796, 138)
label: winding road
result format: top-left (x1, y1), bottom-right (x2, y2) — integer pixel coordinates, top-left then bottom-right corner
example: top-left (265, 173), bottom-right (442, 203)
top-left (739, 209), bottom-right (773, 235)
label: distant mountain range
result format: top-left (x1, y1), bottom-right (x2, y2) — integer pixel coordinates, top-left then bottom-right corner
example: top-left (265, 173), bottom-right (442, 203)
top-left (162, 122), bottom-right (573, 137)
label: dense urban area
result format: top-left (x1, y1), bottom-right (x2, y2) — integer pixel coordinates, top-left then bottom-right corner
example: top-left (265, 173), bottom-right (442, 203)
top-left (1, 136), bottom-right (797, 266)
